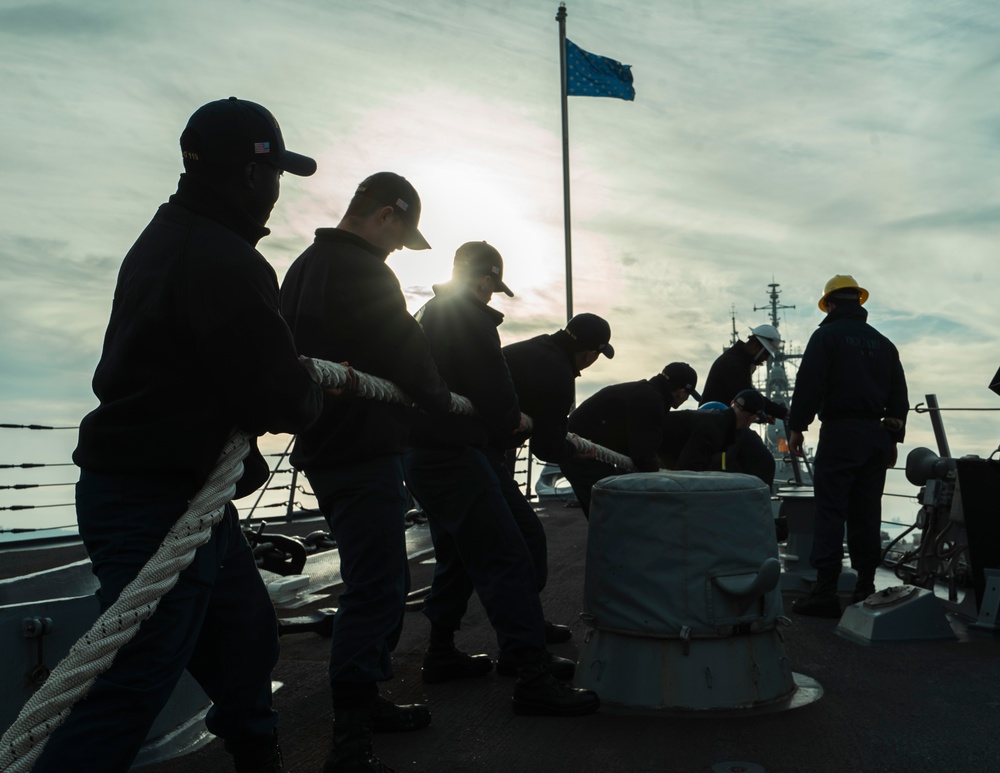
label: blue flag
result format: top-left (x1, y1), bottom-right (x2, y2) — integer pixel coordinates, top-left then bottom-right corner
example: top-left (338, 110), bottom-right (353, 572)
top-left (565, 39), bottom-right (635, 101)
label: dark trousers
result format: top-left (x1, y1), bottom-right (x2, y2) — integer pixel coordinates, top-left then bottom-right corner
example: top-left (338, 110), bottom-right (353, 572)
top-left (306, 455), bottom-right (410, 687)
top-left (409, 451), bottom-right (548, 636)
top-left (810, 420), bottom-right (891, 575)
top-left (34, 471), bottom-right (279, 773)
top-left (558, 456), bottom-right (618, 519)
top-left (404, 446), bottom-right (545, 659)
top-left (489, 450), bottom-right (548, 591)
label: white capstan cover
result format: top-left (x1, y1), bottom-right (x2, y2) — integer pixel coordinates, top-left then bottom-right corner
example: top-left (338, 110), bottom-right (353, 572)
top-left (584, 470), bottom-right (783, 636)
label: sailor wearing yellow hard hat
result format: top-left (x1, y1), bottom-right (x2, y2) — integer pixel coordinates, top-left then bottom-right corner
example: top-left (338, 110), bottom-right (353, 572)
top-left (787, 274), bottom-right (909, 619)
top-left (818, 274), bottom-right (869, 311)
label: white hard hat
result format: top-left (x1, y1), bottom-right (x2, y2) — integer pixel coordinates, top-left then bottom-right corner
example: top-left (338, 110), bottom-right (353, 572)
top-left (749, 324), bottom-right (781, 357)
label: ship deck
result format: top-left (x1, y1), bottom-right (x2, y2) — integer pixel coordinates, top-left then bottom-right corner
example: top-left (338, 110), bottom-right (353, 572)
top-left (130, 500), bottom-right (999, 773)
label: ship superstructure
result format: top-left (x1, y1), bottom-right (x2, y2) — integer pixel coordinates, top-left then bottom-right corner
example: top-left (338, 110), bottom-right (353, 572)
top-left (748, 282), bottom-right (811, 486)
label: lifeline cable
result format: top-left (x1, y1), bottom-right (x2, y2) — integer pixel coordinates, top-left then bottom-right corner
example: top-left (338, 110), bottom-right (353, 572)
top-left (0, 359), bottom-right (634, 769)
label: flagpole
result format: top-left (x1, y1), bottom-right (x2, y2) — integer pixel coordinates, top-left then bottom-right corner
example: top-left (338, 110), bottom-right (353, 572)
top-left (556, 2), bottom-right (573, 324)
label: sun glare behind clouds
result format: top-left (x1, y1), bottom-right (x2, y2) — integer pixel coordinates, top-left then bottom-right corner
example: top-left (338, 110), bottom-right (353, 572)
top-left (339, 87), bottom-right (572, 317)
top-left (2, 0), bottom-right (999, 465)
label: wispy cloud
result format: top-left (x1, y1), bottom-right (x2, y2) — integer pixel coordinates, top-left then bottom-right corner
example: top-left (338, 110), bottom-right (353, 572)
top-left (1, 0), bottom-right (998, 461)
top-left (0, 3), bottom-right (124, 37)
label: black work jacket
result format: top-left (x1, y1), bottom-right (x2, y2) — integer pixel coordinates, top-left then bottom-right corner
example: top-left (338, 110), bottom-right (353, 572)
top-left (657, 409), bottom-right (737, 472)
top-left (73, 174), bottom-right (323, 497)
top-left (408, 282), bottom-right (520, 449)
top-left (566, 374), bottom-right (676, 472)
top-left (788, 304), bottom-right (908, 442)
top-left (280, 229), bottom-right (450, 468)
top-left (701, 342), bottom-right (787, 418)
top-left (500, 332), bottom-right (578, 464)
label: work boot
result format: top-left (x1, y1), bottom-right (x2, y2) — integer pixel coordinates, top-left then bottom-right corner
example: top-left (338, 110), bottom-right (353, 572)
top-left (544, 620), bottom-right (573, 644)
top-left (850, 585), bottom-right (876, 604)
top-left (851, 568), bottom-right (877, 604)
top-left (324, 705), bottom-right (392, 773)
top-left (371, 693), bottom-right (431, 732)
top-left (421, 644), bottom-right (493, 683)
top-left (497, 650), bottom-right (576, 681)
top-left (225, 729), bottom-right (283, 772)
top-left (511, 661), bottom-right (600, 717)
top-left (792, 569), bottom-right (842, 618)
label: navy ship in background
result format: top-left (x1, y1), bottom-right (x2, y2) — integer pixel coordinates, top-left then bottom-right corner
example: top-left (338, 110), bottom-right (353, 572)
top-left (535, 281), bottom-right (812, 500)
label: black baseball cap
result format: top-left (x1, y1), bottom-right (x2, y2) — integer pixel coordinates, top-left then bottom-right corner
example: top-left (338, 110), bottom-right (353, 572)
top-left (180, 97), bottom-right (316, 176)
top-left (453, 241), bottom-right (513, 296)
top-left (661, 362), bottom-right (701, 402)
top-left (733, 388), bottom-right (768, 420)
top-left (355, 172), bottom-right (430, 250)
top-left (564, 313), bottom-right (614, 358)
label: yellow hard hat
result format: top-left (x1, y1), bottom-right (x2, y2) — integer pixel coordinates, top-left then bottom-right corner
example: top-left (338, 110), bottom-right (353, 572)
top-left (819, 274), bottom-right (868, 311)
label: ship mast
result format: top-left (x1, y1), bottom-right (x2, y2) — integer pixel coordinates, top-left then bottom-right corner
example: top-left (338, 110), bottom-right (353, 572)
top-left (754, 282), bottom-right (794, 336)
top-left (747, 281), bottom-right (811, 484)
top-left (753, 282), bottom-right (800, 406)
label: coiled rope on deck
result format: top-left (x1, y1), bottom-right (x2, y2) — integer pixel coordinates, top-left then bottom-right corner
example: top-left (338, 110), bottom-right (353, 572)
top-left (0, 359), bottom-right (634, 770)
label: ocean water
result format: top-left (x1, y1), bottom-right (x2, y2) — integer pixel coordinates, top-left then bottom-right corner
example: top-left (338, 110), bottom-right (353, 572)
top-left (0, 423), bottom-right (928, 545)
top-left (0, 430), bottom-right (300, 543)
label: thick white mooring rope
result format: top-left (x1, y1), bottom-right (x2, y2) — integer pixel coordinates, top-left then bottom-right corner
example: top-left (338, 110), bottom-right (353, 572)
top-left (0, 433), bottom-right (250, 772)
top-left (0, 359), bottom-right (633, 770)
top-left (308, 360), bottom-right (635, 472)
top-left (569, 434), bottom-right (634, 473)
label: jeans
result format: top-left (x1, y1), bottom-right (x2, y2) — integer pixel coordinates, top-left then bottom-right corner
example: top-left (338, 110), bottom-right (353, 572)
top-left (305, 455), bottom-right (410, 686)
top-left (405, 446), bottom-right (545, 660)
top-left (492, 456), bottom-right (548, 591)
top-left (34, 470), bottom-right (279, 773)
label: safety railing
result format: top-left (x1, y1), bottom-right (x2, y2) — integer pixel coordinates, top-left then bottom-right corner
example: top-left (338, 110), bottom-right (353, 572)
top-left (0, 425), bottom-right (543, 546)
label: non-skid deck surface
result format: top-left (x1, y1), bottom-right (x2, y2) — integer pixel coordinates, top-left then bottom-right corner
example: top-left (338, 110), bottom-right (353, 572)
top-left (144, 503), bottom-right (999, 773)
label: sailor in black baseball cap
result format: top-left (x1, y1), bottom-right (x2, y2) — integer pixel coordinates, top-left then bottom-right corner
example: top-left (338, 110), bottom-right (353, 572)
top-left (732, 388), bottom-right (768, 423)
top-left (180, 96), bottom-right (317, 177)
top-left (661, 361), bottom-right (701, 405)
top-left (37, 97), bottom-right (324, 773)
top-left (564, 313), bottom-right (614, 359)
top-left (452, 240), bottom-right (513, 296)
top-left (355, 172), bottom-right (430, 251)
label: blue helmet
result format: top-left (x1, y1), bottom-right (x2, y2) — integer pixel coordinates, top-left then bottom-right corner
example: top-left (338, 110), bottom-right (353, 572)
top-left (698, 401), bottom-right (728, 412)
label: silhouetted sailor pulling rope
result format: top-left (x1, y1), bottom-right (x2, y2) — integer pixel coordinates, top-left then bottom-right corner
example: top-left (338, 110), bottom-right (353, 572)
top-left (0, 360), bottom-right (633, 771)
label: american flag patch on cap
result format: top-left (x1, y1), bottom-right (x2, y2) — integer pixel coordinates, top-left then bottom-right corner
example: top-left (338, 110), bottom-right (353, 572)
top-left (254, 141), bottom-right (271, 154)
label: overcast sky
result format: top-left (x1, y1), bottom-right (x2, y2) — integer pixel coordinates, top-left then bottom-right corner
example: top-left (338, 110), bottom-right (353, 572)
top-left (2, 0), bottom-right (999, 487)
